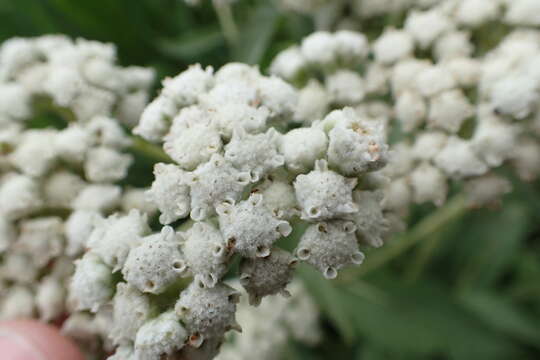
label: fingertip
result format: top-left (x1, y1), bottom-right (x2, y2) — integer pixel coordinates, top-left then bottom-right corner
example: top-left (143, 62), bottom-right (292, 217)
top-left (0, 320), bottom-right (84, 360)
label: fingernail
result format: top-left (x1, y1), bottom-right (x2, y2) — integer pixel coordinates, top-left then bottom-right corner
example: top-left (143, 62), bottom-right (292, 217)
top-left (0, 331), bottom-right (45, 360)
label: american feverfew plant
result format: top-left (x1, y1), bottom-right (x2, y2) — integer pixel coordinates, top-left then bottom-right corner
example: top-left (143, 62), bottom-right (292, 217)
top-left (0, 35), bottom-right (155, 329)
top-left (269, 0), bottom-right (540, 229)
top-left (69, 62), bottom-right (391, 360)
top-left (215, 280), bottom-right (320, 360)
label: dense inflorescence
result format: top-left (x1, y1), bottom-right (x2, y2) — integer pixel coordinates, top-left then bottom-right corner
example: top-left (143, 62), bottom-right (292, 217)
top-left (0, 35), bottom-right (155, 330)
top-left (70, 61), bottom-right (391, 359)
top-left (270, 0), bottom-right (540, 228)
top-left (215, 280), bottom-right (321, 360)
top-left (2, 2), bottom-right (540, 360)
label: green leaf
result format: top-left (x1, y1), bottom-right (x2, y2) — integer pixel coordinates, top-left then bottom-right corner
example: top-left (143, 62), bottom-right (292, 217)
top-left (157, 27), bottom-right (225, 61)
top-left (459, 289), bottom-right (540, 346)
top-left (455, 203), bottom-right (529, 290)
top-left (339, 275), bottom-right (521, 360)
top-left (232, 3), bottom-right (280, 64)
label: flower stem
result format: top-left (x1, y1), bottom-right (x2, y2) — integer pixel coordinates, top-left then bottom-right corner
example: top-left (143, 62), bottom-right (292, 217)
top-left (213, 0), bottom-right (239, 48)
top-left (338, 195), bottom-right (468, 284)
top-left (129, 136), bottom-right (172, 163)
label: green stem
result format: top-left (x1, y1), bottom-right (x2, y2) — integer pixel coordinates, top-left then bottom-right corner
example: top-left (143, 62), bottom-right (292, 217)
top-left (213, 0), bottom-right (239, 48)
top-left (338, 195), bottom-right (468, 284)
top-left (129, 136), bottom-right (172, 163)
top-left (405, 231), bottom-right (443, 283)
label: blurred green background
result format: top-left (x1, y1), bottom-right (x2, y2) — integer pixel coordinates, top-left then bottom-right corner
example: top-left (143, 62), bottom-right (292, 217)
top-left (3, 1), bottom-right (540, 359)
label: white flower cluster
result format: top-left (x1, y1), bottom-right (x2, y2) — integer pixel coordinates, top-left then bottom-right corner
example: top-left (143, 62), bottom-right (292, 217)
top-left (70, 62), bottom-right (391, 360)
top-left (0, 36), bottom-right (156, 325)
top-left (279, 0), bottom-right (540, 31)
top-left (479, 30), bottom-right (540, 182)
top-left (0, 35), bottom-right (154, 127)
top-left (270, 0), bottom-right (540, 225)
top-left (216, 280), bottom-right (320, 360)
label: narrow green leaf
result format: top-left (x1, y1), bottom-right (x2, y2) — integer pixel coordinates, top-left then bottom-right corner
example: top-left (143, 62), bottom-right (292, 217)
top-left (157, 28), bottom-right (225, 61)
top-left (459, 289), bottom-right (540, 346)
top-left (456, 203), bottom-right (529, 290)
top-left (232, 3), bottom-right (280, 64)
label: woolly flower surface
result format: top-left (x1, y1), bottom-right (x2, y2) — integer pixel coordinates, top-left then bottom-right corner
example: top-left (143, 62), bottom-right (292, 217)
top-left (0, 36), bottom-right (153, 329)
top-left (0, 35), bottom-right (154, 126)
top-left (76, 62), bottom-right (391, 360)
top-left (216, 280), bottom-right (321, 360)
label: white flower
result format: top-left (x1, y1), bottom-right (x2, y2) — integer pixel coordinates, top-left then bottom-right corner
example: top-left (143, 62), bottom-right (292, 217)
top-left (455, 0), bottom-right (501, 27)
top-left (216, 280), bottom-right (320, 360)
top-left (405, 9), bottom-right (453, 49)
top-left (0, 173), bottom-right (42, 219)
top-left (164, 118), bottom-right (221, 171)
top-left (445, 57), bottom-right (481, 88)
top-left (217, 193), bottom-right (291, 258)
top-left (348, 190), bottom-right (389, 248)
top-left (269, 46), bottom-right (306, 81)
top-left (410, 162), bottom-right (448, 206)
top-left (373, 29), bottom-right (414, 65)
top-left (294, 160), bottom-right (358, 220)
top-left (9, 129), bottom-right (57, 177)
top-left (383, 178), bottom-right (412, 215)
top-left (391, 59), bottom-right (431, 95)
top-left (334, 30), bottom-right (369, 64)
top-left (280, 127), bottom-right (328, 173)
top-left (65, 210), bottom-right (100, 257)
top-left (72, 184), bottom-right (122, 212)
top-left (87, 210), bottom-right (150, 271)
top-left (224, 128), bottom-right (284, 181)
top-left (15, 217), bottom-right (64, 268)
top-left (121, 187), bottom-right (158, 216)
top-left (188, 154), bottom-right (250, 220)
top-left (296, 220), bottom-right (363, 279)
top-left (239, 249), bottom-right (296, 305)
top-left (110, 283), bottom-right (152, 344)
top-left (434, 137), bottom-right (488, 178)
top-left (472, 107), bottom-right (519, 167)
top-left (505, 0), bottom-right (540, 26)
top-left (428, 89), bottom-right (474, 133)
top-left (35, 276), bottom-right (65, 322)
top-left (1, 251), bottom-right (39, 284)
top-left (412, 131), bottom-right (448, 161)
top-left (325, 69), bottom-right (366, 105)
top-left (134, 311), bottom-right (187, 360)
top-left (134, 96), bottom-right (177, 142)
top-left (175, 282), bottom-right (240, 346)
top-left (70, 252), bottom-right (114, 312)
top-left (123, 227), bottom-right (187, 294)
top-left (85, 147), bottom-right (133, 183)
top-left (0, 286), bottom-right (35, 320)
top-left (415, 65), bottom-right (457, 97)
top-left (326, 108), bottom-right (389, 175)
top-left (293, 80), bottom-right (329, 124)
top-left (301, 31), bottom-right (337, 66)
top-left (490, 75), bottom-right (539, 119)
top-left (0, 83), bottom-right (32, 121)
top-left (43, 171), bottom-right (85, 208)
top-left (251, 175), bottom-right (300, 220)
top-left (181, 222), bottom-right (228, 288)
top-left (147, 163), bottom-right (191, 225)
top-left (54, 125), bottom-right (92, 164)
top-left (395, 91), bottom-right (427, 132)
top-left (434, 31), bottom-right (474, 61)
